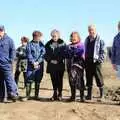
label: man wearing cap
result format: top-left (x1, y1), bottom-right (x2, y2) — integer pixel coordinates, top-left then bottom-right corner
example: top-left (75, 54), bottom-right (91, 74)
top-left (0, 25), bottom-right (18, 102)
top-left (111, 21), bottom-right (120, 79)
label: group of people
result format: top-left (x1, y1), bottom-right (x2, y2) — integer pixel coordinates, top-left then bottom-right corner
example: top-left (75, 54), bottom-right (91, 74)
top-left (0, 21), bottom-right (120, 103)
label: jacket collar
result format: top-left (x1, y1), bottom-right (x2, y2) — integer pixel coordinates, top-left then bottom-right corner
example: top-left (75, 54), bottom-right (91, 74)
top-left (50, 39), bottom-right (63, 44)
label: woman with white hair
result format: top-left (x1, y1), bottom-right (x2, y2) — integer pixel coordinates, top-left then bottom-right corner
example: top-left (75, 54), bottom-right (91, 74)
top-left (45, 29), bottom-right (66, 101)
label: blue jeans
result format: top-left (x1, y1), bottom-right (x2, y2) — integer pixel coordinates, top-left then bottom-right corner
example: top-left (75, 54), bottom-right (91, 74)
top-left (0, 64), bottom-right (18, 97)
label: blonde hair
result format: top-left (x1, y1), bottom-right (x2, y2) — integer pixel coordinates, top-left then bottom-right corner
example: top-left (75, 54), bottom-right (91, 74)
top-left (70, 32), bottom-right (81, 42)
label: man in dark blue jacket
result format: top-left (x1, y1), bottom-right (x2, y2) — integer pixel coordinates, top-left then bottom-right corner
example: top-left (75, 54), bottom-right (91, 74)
top-left (0, 25), bottom-right (18, 102)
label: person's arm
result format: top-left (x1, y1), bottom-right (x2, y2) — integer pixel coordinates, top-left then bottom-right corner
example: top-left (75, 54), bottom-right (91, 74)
top-left (57, 42), bottom-right (66, 61)
top-left (64, 44), bottom-right (76, 59)
top-left (9, 39), bottom-right (16, 63)
top-left (21, 47), bottom-right (27, 59)
top-left (111, 39), bottom-right (116, 64)
top-left (64, 45), bottom-right (70, 59)
top-left (111, 38), bottom-right (117, 70)
top-left (26, 43), bottom-right (35, 64)
top-left (16, 47), bottom-right (20, 58)
top-left (36, 45), bottom-right (46, 64)
top-left (75, 44), bottom-right (84, 58)
top-left (98, 40), bottom-right (105, 63)
top-left (45, 42), bottom-right (52, 62)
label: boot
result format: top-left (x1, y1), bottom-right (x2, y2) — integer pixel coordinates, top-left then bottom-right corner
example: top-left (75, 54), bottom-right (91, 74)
top-left (26, 83), bottom-right (32, 100)
top-left (99, 87), bottom-right (104, 98)
top-left (86, 87), bottom-right (92, 100)
top-left (50, 90), bottom-right (57, 101)
top-left (69, 87), bottom-right (76, 102)
top-left (7, 93), bottom-right (18, 102)
top-left (58, 91), bottom-right (62, 101)
top-left (80, 90), bottom-right (85, 102)
top-left (35, 83), bottom-right (40, 100)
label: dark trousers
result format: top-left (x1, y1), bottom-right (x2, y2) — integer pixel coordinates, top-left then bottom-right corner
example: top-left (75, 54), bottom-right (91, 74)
top-left (26, 68), bottom-right (43, 84)
top-left (0, 80), bottom-right (7, 102)
top-left (50, 71), bottom-right (64, 95)
top-left (85, 61), bottom-right (104, 88)
top-left (14, 70), bottom-right (27, 87)
top-left (26, 65), bottom-right (44, 97)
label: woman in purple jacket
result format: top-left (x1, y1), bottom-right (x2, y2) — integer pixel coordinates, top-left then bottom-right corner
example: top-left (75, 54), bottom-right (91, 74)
top-left (66, 32), bottom-right (85, 102)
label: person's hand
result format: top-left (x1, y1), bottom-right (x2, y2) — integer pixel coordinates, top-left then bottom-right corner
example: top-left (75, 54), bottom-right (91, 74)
top-left (112, 64), bottom-right (117, 71)
top-left (19, 51), bottom-right (23, 55)
top-left (51, 60), bottom-right (58, 64)
top-left (33, 62), bottom-right (39, 69)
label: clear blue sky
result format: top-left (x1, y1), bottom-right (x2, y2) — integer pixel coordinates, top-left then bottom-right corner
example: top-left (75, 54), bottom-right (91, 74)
top-left (1, 0), bottom-right (120, 47)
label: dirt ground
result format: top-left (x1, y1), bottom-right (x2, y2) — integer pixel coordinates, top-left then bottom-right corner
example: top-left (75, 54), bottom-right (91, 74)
top-left (0, 61), bottom-right (120, 120)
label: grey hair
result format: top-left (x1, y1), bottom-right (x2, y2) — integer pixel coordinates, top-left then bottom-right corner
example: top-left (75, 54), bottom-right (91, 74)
top-left (88, 24), bottom-right (96, 30)
top-left (51, 29), bottom-right (60, 37)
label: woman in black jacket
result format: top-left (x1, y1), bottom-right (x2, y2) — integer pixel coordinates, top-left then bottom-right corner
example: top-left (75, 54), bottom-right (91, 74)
top-left (45, 29), bottom-right (66, 101)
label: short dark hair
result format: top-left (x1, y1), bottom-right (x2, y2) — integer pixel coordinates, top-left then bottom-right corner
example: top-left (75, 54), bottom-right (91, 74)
top-left (32, 31), bottom-right (43, 38)
top-left (21, 36), bottom-right (29, 43)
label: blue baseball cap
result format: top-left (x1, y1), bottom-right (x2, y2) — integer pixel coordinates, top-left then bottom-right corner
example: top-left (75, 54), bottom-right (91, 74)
top-left (0, 25), bottom-right (5, 31)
